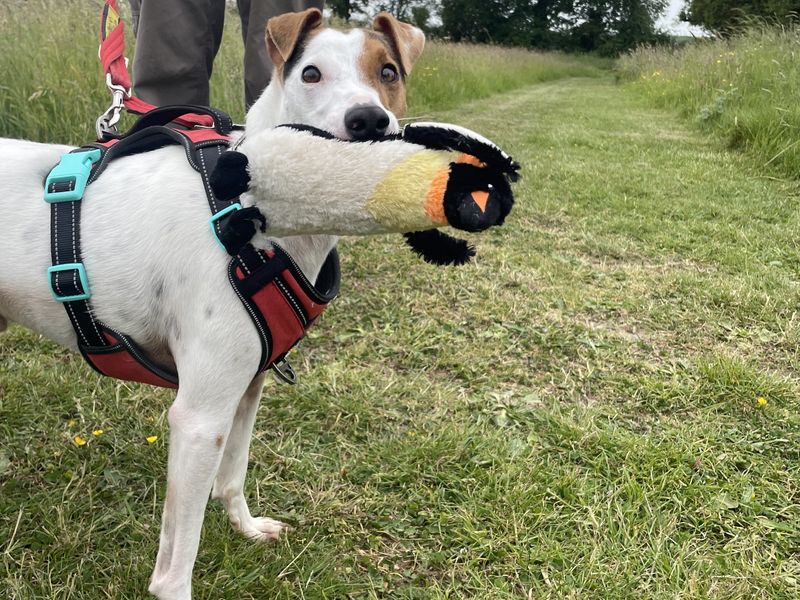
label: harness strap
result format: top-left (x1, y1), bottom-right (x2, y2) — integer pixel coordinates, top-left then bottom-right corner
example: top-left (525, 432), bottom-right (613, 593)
top-left (48, 159), bottom-right (107, 349)
top-left (47, 116), bottom-right (235, 388)
top-left (228, 244), bottom-right (340, 373)
top-left (47, 107), bottom-right (339, 389)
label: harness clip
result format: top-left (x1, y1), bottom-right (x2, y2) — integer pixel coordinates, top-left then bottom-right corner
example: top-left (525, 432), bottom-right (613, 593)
top-left (44, 149), bottom-right (102, 203)
top-left (96, 73), bottom-right (130, 139)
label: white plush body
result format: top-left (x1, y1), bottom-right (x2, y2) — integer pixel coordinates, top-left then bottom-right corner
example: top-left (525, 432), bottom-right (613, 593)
top-left (242, 127), bottom-right (455, 236)
top-left (0, 12), bottom-right (428, 600)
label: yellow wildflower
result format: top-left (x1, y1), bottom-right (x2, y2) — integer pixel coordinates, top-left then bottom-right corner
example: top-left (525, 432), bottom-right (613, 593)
top-left (73, 435), bottom-right (87, 446)
top-left (67, 419), bottom-right (77, 428)
top-left (757, 396), bottom-right (767, 406)
top-left (92, 429), bottom-right (104, 437)
top-left (146, 435), bottom-right (158, 444)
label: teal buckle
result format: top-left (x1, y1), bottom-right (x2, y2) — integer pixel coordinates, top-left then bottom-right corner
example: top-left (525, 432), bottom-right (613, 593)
top-left (208, 203), bottom-right (241, 250)
top-left (44, 149), bottom-right (102, 203)
top-left (47, 263), bottom-right (91, 302)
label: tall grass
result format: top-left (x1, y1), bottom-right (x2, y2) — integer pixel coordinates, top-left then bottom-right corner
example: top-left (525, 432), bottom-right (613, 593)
top-left (618, 25), bottom-right (800, 178)
top-left (0, 0), bottom-right (607, 145)
top-left (407, 42), bottom-right (610, 116)
top-left (0, 0), bottom-right (247, 144)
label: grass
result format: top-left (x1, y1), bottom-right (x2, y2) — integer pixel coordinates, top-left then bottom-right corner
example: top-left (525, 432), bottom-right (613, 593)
top-left (617, 24), bottom-right (800, 179)
top-left (2, 2), bottom-right (800, 599)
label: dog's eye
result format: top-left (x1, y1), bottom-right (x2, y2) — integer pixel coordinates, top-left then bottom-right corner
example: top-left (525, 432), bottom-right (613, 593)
top-left (381, 64), bottom-right (399, 83)
top-left (302, 66), bottom-right (322, 84)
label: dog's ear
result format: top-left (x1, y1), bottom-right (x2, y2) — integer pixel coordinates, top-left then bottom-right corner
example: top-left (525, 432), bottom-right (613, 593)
top-left (266, 8), bottom-right (323, 68)
top-left (372, 12), bottom-right (425, 76)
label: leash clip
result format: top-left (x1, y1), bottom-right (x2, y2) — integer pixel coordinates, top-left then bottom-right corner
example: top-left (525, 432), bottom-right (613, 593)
top-left (96, 72), bottom-right (130, 139)
top-left (271, 357), bottom-right (297, 385)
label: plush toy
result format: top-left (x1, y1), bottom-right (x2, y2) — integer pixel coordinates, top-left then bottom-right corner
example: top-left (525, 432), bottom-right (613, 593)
top-left (210, 122), bottom-right (521, 265)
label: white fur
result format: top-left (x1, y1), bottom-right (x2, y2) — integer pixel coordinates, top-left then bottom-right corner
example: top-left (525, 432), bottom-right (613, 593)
top-left (0, 21), bottom-right (422, 600)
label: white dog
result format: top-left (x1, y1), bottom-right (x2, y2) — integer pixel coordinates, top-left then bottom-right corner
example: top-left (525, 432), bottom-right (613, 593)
top-left (0, 10), bottom-right (424, 599)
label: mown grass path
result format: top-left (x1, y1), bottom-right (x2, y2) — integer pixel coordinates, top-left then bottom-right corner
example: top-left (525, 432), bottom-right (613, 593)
top-left (2, 77), bottom-right (799, 599)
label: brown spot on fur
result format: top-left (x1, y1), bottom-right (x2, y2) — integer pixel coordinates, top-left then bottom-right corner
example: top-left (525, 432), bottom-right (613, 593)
top-left (215, 435), bottom-right (224, 449)
top-left (360, 33), bottom-right (409, 118)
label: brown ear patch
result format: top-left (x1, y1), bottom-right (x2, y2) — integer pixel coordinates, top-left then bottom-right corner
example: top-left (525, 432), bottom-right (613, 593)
top-left (360, 32), bottom-right (408, 118)
top-left (372, 12), bottom-right (425, 76)
top-left (266, 8), bottom-right (323, 79)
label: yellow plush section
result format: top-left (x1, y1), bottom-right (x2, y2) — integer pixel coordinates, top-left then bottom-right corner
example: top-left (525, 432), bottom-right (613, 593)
top-left (366, 150), bottom-right (453, 231)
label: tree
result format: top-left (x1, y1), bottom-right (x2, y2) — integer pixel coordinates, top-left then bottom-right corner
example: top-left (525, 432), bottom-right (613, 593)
top-left (440, 0), bottom-right (667, 54)
top-left (329, 0), bottom-right (357, 20)
top-left (684, 0), bottom-right (800, 33)
top-left (411, 6), bottom-right (432, 30)
top-left (335, 0), bottom-right (439, 24)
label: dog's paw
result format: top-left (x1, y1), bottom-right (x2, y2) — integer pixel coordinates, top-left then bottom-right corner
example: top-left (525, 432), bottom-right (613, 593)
top-left (234, 515), bottom-right (290, 543)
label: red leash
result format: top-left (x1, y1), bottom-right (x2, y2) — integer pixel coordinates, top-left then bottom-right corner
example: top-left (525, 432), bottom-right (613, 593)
top-left (96, 0), bottom-right (214, 138)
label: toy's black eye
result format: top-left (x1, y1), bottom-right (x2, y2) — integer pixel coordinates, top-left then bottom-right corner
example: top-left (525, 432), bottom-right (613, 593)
top-left (302, 66), bottom-right (321, 84)
top-left (381, 64), bottom-right (399, 83)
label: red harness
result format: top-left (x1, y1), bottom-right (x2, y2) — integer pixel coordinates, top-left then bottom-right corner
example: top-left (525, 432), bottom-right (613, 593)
top-left (46, 107), bottom-right (339, 388)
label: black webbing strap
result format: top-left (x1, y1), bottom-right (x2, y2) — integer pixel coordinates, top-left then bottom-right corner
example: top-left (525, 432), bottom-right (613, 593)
top-left (48, 148), bottom-right (109, 349)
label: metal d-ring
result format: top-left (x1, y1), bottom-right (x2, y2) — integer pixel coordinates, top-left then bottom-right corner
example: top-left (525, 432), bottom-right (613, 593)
top-left (272, 357), bottom-right (297, 385)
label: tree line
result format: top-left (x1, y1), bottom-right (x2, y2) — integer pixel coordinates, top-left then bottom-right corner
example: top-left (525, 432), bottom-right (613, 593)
top-left (329, 1), bottom-right (800, 55)
top-left (683, 1), bottom-right (800, 33)
top-left (331, 1), bottom-right (668, 54)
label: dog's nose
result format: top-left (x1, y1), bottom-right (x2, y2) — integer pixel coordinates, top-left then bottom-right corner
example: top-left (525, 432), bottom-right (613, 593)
top-left (344, 105), bottom-right (390, 141)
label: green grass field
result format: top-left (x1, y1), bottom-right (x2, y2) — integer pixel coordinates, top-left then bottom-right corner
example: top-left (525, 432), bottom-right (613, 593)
top-left (618, 24), bottom-right (800, 180)
top-left (2, 2), bottom-right (800, 599)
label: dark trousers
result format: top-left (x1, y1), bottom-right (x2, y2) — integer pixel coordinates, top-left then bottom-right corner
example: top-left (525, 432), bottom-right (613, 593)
top-left (129, 0), bottom-right (325, 109)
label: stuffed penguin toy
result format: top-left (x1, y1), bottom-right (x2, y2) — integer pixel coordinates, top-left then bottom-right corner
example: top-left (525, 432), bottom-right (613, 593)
top-left (210, 122), bottom-right (521, 265)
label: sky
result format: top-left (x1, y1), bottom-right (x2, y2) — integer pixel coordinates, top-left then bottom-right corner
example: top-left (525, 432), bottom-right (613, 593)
top-left (656, 0), bottom-right (708, 36)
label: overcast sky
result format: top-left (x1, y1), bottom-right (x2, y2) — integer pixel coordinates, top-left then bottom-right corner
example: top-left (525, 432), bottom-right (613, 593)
top-left (656, 0), bottom-right (708, 36)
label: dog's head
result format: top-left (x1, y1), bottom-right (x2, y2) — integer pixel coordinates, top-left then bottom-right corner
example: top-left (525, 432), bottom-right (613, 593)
top-left (260, 8), bottom-right (424, 140)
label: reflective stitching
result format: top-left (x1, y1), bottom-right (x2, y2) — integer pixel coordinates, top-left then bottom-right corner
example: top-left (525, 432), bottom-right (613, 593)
top-left (53, 203), bottom-right (60, 262)
top-left (103, 326), bottom-right (177, 385)
top-left (276, 279), bottom-right (307, 325)
top-left (228, 267), bottom-right (269, 369)
top-left (198, 148), bottom-right (217, 213)
top-left (66, 302), bottom-right (90, 346)
top-left (70, 201), bottom-right (76, 261)
top-left (53, 271), bottom-right (64, 297)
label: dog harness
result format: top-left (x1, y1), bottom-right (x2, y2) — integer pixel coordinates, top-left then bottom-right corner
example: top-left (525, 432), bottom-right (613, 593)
top-left (44, 105), bottom-right (340, 388)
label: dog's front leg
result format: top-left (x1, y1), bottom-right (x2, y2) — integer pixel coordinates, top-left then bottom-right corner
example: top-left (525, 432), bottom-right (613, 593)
top-left (211, 373), bottom-right (290, 541)
top-left (148, 372), bottom-right (252, 600)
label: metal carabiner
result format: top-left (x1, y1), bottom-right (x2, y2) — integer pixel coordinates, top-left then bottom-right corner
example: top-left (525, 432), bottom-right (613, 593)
top-left (95, 73), bottom-right (130, 139)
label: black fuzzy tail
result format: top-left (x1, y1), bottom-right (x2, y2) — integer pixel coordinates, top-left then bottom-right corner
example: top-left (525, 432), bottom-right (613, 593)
top-left (403, 230), bottom-right (476, 266)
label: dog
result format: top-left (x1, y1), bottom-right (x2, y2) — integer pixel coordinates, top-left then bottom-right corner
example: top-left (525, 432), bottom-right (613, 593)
top-left (0, 9), bottom-right (424, 599)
